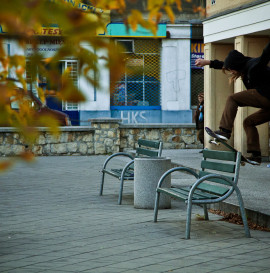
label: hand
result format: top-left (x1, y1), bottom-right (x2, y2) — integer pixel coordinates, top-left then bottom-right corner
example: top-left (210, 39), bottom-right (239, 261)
top-left (195, 59), bottom-right (210, 67)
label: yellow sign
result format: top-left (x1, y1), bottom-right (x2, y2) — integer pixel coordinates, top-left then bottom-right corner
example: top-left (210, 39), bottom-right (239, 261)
top-left (0, 1), bottom-right (110, 36)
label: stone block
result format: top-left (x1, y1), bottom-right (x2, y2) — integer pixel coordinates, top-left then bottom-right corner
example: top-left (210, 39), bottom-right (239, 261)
top-left (171, 135), bottom-right (181, 143)
top-left (79, 143), bottom-right (88, 154)
top-left (161, 131), bottom-right (172, 142)
top-left (45, 133), bottom-right (58, 144)
top-left (100, 124), bottom-right (110, 129)
top-left (37, 134), bottom-right (46, 145)
top-left (94, 130), bottom-right (102, 135)
top-left (59, 132), bottom-right (69, 143)
top-left (67, 143), bottom-right (78, 153)
top-left (43, 144), bottom-right (51, 155)
top-left (104, 138), bottom-right (114, 147)
top-left (87, 147), bottom-right (94, 154)
top-left (32, 145), bottom-right (43, 155)
top-left (51, 144), bottom-right (67, 154)
top-left (5, 134), bottom-right (14, 145)
top-left (68, 133), bottom-right (75, 142)
top-left (107, 131), bottom-right (116, 138)
top-left (95, 143), bottom-right (106, 154)
top-left (11, 145), bottom-right (25, 155)
top-left (110, 123), bottom-right (120, 129)
top-left (82, 133), bottom-right (93, 142)
top-left (182, 135), bottom-right (195, 145)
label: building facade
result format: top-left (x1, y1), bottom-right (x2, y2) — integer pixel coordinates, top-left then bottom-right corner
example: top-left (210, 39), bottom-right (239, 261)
top-left (0, 0), bottom-right (206, 125)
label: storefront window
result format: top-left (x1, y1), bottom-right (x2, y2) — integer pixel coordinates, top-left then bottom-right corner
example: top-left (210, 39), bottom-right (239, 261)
top-left (111, 39), bottom-right (161, 108)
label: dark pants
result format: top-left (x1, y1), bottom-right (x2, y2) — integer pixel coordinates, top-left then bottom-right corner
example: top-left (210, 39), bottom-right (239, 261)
top-left (220, 89), bottom-right (270, 153)
top-left (197, 128), bottom-right (204, 145)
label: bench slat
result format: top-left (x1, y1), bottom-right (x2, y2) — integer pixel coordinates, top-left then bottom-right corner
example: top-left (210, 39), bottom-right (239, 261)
top-left (178, 186), bottom-right (222, 198)
top-left (104, 169), bottom-right (134, 179)
top-left (201, 160), bottom-right (235, 173)
top-left (158, 187), bottom-right (219, 200)
top-left (138, 139), bottom-right (161, 149)
top-left (199, 171), bottom-right (233, 185)
top-left (196, 183), bottom-right (229, 196)
top-left (136, 147), bottom-right (159, 157)
top-left (203, 149), bottom-right (236, 161)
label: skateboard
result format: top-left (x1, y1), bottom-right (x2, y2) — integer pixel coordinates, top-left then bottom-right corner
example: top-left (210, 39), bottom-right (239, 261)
top-left (205, 127), bottom-right (260, 166)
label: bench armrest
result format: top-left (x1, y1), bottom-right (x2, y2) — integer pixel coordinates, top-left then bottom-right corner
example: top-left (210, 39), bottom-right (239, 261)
top-left (188, 174), bottom-right (237, 203)
top-left (157, 167), bottom-right (199, 189)
top-left (102, 152), bottom-right (134, 170)
top-left (120, 160), bottom-right (135, 180)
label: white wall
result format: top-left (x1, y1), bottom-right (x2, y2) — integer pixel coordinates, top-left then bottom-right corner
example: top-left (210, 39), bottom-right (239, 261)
top-left (2, 40), bottom-right (25, 79)
top-left (79, 43), bottom-right (110, 111)
top-left (161, 24), bottom-right (191, 111)
top-left (204, 1), bottom-right (270, 43)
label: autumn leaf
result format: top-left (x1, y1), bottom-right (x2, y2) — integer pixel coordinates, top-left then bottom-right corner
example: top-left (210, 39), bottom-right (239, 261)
top-left (19, 151), bottom-right (35, 162)
top-left (164, 5), bottom-right (175, 23)
top-left (0, 161), bottom-right (14, 171)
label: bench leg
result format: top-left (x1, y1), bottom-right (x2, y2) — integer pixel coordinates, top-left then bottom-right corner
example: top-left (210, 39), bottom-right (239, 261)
top-left (236, 190), bottom-right (251, 238)
top-left (185, 201), bottom-right (192, 239)
top-left (154, 192), bottom-right (160, 222)
top-left (203, 204), bottom-right (209, 220)
top-left (118, 177), bottom-right (125, 205)
top-left (100, 171), bottom-right (105, 196)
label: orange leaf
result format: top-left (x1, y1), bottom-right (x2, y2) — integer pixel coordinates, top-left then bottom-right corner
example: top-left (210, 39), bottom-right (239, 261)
top-left (19, 151), bottom-right (35, 162)
top-left (0, 160), bottom-right (13, 171)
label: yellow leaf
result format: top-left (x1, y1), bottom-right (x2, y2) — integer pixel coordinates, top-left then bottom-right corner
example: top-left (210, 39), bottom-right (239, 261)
top-left (164, 5), bottom-right (175, 23)
top-left (175, 0), bottom-right (183, 11)
top-left (147, 0), bottom-right (164, 10)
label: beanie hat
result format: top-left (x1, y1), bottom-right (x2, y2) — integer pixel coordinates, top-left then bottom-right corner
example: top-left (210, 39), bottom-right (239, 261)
top-left (223, 50), bottom-right (250, 72)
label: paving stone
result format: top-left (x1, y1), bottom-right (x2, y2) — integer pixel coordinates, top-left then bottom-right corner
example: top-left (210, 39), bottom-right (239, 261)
top-left (0, 155), bottom-right (270, 273)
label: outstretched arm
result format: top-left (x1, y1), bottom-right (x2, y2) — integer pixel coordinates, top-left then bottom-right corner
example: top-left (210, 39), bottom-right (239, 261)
top-left (195, 59), bottom-right (210, 67)
top-left (196, 58), bottom-right (224, 70)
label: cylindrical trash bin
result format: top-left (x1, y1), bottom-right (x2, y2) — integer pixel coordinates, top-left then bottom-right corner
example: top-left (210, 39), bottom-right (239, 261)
top-left (134, 157), bottom-right (171, 209)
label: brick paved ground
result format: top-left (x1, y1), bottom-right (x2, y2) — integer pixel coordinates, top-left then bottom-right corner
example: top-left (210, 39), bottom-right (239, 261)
top-left (0, 156), bottom-right (270, 273)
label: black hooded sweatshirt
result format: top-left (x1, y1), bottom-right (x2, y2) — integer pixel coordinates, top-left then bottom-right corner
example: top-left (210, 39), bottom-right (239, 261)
top-left (209, 42), bottom-right (270, 100)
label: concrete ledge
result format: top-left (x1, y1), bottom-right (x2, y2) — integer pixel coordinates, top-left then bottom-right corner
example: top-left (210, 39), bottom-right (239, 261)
top-left (0, 126), bottom-right (94, 132)
top-left (120, 123), bottom-right (196, 129)
top-left (210, 202), bottom-right (270, 229)
top-left (89, 118), bottom-right (122, 123)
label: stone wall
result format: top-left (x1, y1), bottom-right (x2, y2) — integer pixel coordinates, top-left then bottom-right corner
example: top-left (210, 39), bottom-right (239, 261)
top-left (0, 119), bottom-right (203, 156)
top-left (0, 127), bottom-right (95, 156)
top-left (120, 124), bottom-right (201, 150)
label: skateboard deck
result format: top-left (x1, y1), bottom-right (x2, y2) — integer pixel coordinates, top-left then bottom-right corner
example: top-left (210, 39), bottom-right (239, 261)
top-left (205, 127), bottom-right (260, 166)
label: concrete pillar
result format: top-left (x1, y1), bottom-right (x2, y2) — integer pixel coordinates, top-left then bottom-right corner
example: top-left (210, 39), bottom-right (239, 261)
top-left (234, 36), bottom-right (270, 157)
top-left (204, 43), bottom-right (234, 150)
top-left (134, 157), bottom-right (171, 209)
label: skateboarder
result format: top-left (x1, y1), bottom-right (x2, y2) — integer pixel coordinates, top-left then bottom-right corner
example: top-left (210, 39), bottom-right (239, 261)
top-left (195, 42), bottom-right (270, 164)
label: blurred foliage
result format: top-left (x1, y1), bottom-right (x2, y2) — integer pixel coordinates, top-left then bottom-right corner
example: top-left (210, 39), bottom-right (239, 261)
top-left (0, 0), bottom-right (203, 169)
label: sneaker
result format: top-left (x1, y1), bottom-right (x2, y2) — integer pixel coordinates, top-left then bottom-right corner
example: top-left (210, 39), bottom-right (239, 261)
top-left (246, 155), bottom-right (261, 165)
top-left (214, 129), bottom-right (231, 141)
top-left (247, 152), bottom-right (262, 165)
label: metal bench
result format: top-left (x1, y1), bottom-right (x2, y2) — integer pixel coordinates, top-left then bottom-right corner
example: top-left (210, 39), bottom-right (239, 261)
top-left (154, 149), bottom-right (251, 239)
top-left (100, 139), bottom-right (163, 205)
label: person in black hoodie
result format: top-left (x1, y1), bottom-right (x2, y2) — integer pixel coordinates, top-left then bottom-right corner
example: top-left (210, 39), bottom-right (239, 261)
top-left (195, 42), bottom-right (270, 164)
